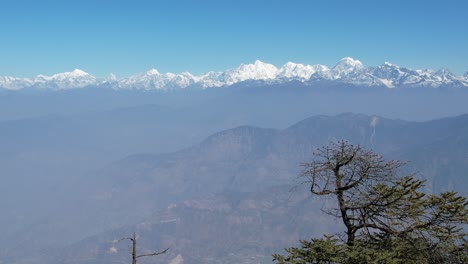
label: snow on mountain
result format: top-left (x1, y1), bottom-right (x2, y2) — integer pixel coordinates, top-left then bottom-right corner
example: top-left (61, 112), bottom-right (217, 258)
top-left (170, 72), bottom-right (197, 88)
top-left (337, 62), bottom-right (468, 88)
top-left (373, 65), bottom-right (467, 88)
top-left (277, 62), bottom-right (330, 80)
top-left (115, 69), bottom-right (198, 90)
top-left (221, 60), bottom-right (279, 85)
top-left (370, 62), bottom-right (405, 81)
top-left (0, 69), bottom-right (97, 90)
top-left (1, 59), bottom-right (467, 90)
top-left (360, 62), bottom-right (411, 88)
top-left (431, 68), bottom-right (466, 86)
top-left (0, 76), bottom-right (33, 90)
top-left (434, 68), bottom-right (454, 80)
top-left (32, 69), bottom-right (97, 89)
top-left (195, 71), bottom-right (225, 88)
top-left (330, 57), bottom-right (364, 79)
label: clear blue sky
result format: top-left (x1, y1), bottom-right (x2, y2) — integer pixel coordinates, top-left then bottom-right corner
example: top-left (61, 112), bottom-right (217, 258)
top-left (1, 0), bottom-right (467, 77)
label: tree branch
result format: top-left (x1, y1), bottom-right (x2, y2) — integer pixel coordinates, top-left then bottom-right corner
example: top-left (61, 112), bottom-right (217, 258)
top-left (136, 248), bottom-right (169, 258)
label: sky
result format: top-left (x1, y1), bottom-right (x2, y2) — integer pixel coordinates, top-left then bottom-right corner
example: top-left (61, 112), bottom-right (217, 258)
top-left (1, 0), bottom-right (467, 77)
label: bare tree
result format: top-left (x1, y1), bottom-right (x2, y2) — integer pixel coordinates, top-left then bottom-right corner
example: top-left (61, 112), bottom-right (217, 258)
top-left (116, 232), bottom-right (169, 264)
top-left (301, 141), bottom-right (467, 247)
top-left (273, 141), bottom-right (467, 263)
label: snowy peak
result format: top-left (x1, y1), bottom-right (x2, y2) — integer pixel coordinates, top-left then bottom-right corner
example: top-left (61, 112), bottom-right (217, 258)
top-left (70, 69), bottom-right (90, 76)
top-left (52, 69), bottom-right (93, 80)
top-left (0, 59), bottom-right (467, 90)
top-left (372, 62), bottom-right (405, 80)
top-left (223, 60), bottom-right (278, 85)
top-left (116, 68), bottom-right (198, 90)
top-left (278, 62), bottom-right (327, 80)
top-left (278, 62), bottom-right (309, 79)
top-left (434, 68), bottom-right (455, 79)
top-left (336, 57), bottom-right (364, 69)
top-left (145, 69), bottom-right (160, 75)
top-left (331, 57), bottom-right (364, 79)
top-left (30, 69), bottom-right (96, 89)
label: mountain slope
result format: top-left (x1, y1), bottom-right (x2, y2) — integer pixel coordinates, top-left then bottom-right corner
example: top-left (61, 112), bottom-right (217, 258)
top-left (78, 113), bottom-right (468, 238)
top-left (34, 113), bottom-right (468, 264)
top-left (3, 113), bottom-right (468, 264)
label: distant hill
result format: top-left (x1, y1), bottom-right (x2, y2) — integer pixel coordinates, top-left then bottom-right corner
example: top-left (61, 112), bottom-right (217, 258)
top-left (4, 113), bottom-right (467, 264)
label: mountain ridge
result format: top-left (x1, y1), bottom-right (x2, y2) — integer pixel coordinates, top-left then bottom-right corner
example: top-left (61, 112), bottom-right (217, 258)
top-left (2, 58), bottom-right (467, 90)
top-left (3, 112), bottom-right (468, 264)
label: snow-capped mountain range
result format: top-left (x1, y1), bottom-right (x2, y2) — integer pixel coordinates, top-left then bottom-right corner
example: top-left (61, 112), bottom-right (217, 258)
top-left (1, 57), bottom-right (467, 90)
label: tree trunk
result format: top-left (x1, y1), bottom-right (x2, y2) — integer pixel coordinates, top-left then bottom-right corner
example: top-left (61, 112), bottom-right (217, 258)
top-left (132, 232), bottom-right (137, 264)
top-left (334, 169), bottom-right (354, 245)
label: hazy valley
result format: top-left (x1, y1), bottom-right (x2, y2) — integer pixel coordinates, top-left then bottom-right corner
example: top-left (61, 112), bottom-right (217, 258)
top-left (1, 74), bottom-right (468, 263)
